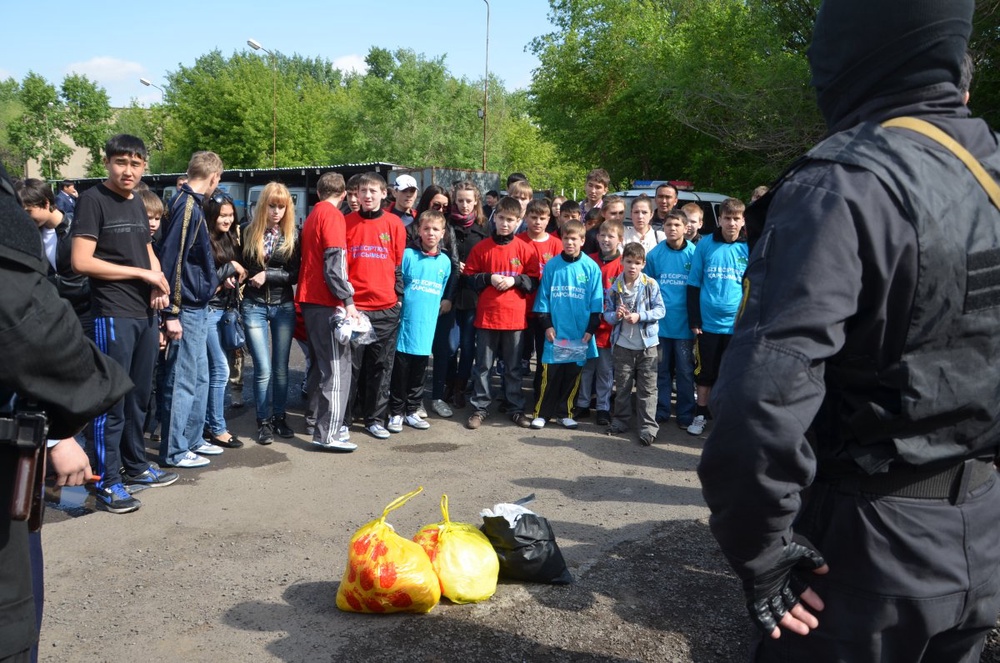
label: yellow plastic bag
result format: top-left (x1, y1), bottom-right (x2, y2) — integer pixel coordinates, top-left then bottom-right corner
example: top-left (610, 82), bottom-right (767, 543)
top-left (336, 487), bottom-right (441, 614)
top-left (413, 495), bottom-right (500, 604)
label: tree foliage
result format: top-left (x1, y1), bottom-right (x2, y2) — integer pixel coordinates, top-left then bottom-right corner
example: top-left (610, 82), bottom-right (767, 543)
top-left (61, 74), bottom-right (112, 177)
top-left (6, 72), bottom-right (73, 180)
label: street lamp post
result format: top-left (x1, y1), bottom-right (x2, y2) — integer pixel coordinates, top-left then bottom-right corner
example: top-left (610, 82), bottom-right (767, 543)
top-left (248, 38), bottom-right (278, 168)
top-left (139, 78), bottom-right (165, 173)
top-left (482, 0), bottom-right (490, 171)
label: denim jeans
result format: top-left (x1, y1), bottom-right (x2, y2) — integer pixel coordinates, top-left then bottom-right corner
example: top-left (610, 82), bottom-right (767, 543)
top-left (449, 308), bottom-right (477, 383)
top-left (242, 299), bottom-right (295, 421)
top-left (205, 307), bottom-right (231, 435)
top-left (160, 306), bottom-right (211, 466)
top-left (430, 309), bottom-right (458, 400)
top-left (657, 337), bottom-right (695, 425)
top-left (576, 346), bottom-right (615, 411)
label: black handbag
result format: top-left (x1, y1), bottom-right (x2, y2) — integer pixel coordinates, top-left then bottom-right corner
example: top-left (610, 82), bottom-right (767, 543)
top-left (219, 305), bottom-right (246, 352)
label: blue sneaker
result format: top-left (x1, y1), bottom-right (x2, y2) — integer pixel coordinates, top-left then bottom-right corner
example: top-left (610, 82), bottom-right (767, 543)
top-left (124, 465), bottom-right (179, 488)
top-left (95, 482), bottom-right (141, 514)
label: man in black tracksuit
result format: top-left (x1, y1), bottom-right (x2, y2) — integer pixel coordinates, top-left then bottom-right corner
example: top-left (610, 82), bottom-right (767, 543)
top-left (698, 1), bottom-right (1000, 661)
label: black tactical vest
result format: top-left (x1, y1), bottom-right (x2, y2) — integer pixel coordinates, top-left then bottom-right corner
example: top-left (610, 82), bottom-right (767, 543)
top-left (800, 121), bottom-right (1000, 471)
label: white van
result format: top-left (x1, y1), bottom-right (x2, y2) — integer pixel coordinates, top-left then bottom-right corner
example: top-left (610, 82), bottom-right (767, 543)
top-left (246, 185), bottom-right (309, 229)
top-left (611, 181), bottom-right (730, 234)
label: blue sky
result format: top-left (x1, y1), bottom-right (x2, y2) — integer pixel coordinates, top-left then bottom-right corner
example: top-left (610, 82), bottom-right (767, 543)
top-left (0, 0), bottom-right (556, 107)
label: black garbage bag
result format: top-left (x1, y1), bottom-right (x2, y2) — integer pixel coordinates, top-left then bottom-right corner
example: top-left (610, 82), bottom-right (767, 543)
top-left (480, 496), bottom-right (573, 585)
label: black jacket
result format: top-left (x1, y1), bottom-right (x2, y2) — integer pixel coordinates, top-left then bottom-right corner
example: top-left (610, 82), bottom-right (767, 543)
top-left (242, 233), bottom-right (300, 305)
top-left (452, 221), bottom-right (490, 311)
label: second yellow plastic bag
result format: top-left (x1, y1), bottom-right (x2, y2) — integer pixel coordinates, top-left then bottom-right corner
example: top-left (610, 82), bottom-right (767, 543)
top-left (336, 487), bottom-right (441, 614)
top-left (413, 495), bottom-right (500, 604)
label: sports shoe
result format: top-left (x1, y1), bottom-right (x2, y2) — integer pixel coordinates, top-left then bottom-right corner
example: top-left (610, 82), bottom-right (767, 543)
top-left (337, 425), bottom-right (351, 442)
top-left (193, 442), bottom-right (224, 456)
top-left (366, 423), bottom-right (391, 440)
top-left (511, 413), bottom-right (533, 428)
top-left (467, 412), bottom-right (485, 430)
top-left (639, 432), bottom-right (656, 446)
top-left (530, 417), bottom-right (546, 429)
top-left (257, 420), bottom-right (274, 445)
top-left (574, 407), bottom-right (591, 420)
top-left (95, 482), bottom-right (141, 514)
top-left (123, 465), bottom-right (179, 488)
top-left (172, 451), bottom-right (210, 468)
top-left (387, 415), bottom-right (404, 433)
top-left (312, 437), bottom-right (358, 452)
top-left (606, 424), bottom-right (629, 436)
top-left (415, 405), bottom-right (428, 419)
top-left (596, 410), bottom-right (611, 426)
top-left (430, 399), bottom-right (453, 418)
top-left (271, 415), bottom-right (295, 438)
top-left (559, 417), bottom-right (579, 429)
top-left (687, 415), bottom-right (707, 436)
top-left (404, 414), bottom-right (431, 430)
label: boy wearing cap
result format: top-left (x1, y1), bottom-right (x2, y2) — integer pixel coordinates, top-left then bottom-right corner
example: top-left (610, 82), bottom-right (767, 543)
top-left (391, 174), bottom-right (419, 227)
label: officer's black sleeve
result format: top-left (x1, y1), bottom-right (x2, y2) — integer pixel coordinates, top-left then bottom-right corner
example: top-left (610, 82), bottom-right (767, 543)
top-left (697, 166), bottom-right (885, 584)
top-left (0, 264), bottom-right (132, 439)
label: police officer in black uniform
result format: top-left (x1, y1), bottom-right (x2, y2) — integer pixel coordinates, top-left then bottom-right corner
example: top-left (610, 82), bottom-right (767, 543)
top-left (697, 1), bottom-right (1000, 661)
top-left (0, 161), bottom-right (131, 662)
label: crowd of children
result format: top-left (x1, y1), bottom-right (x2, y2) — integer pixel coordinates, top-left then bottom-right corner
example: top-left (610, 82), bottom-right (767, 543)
top-left (16, 136), bottom-right (753, 511)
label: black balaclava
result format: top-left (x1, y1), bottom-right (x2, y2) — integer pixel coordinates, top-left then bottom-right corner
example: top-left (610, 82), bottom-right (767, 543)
top-left (808, 0), bottom-right (973, 130)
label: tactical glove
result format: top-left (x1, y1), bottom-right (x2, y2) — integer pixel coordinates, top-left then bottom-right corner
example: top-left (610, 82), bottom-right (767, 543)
top-left (744, 534), bottom-right (826, 634)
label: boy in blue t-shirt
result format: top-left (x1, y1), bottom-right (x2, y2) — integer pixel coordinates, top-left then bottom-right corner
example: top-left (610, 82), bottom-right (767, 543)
top-left (530, 220), bottom-right (603, 429)
top-left (685, 198), bottom-right (748, 436)
top-left (387, 211), bottom-right (452, 432)
top-left (645, 209), bottom-right (697, 428)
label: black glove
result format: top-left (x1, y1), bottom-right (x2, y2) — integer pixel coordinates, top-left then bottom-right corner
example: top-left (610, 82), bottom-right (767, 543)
top-left (744, 534), bottom-right (826, 634)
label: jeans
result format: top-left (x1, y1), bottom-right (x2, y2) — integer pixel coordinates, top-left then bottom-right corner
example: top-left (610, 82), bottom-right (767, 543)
top-left (657, 337), bottom-right (695, 425)
top-left (450, 308), bottom-right (477, 383)
top-left (242, 299), bottom-right (295, 421)
top-left (576, 347), bottom-right (615, 411)
top-left (430, 309), bottom-right (458, 400)
top-left (611, 344), bottom-right (659, 437)
top-left (160, 306), bottom-right (211, 466)
top-left (470, 328), bottom-right (525, 415)
top-left (205, 307), bottom-right (231, 435)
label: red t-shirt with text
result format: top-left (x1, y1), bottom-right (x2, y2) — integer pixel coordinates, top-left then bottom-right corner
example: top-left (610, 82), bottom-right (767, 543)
top-left (345, 210), bottom-right (406, 310)
top-left (464, 237), bottom-right (539, 330)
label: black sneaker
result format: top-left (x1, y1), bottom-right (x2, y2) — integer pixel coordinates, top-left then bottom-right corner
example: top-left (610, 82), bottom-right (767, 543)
top-left (575, 407), bottom-right (591, 420)
top-left (257, 419), bottom-right (274, 445)
top-left (123, 465), bottom-right (179, 488)
top-left (271, 415), bottom-right (295, 438)
top-left (596, 410), bottom-right (611, 426)
top-left (95, 482), bottom-right (141, 514)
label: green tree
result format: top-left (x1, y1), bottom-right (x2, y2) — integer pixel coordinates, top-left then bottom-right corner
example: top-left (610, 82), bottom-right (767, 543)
top-left (60, 73), bottom-right (112, 177)
top-left (7, 72), bottom-right (72, 180)
top-left (0, 78), bottom-right (24, 175)
top-left (109, 100), bottom-right (168, 173)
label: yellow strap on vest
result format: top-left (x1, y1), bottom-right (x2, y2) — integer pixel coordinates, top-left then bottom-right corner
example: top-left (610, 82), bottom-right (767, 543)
top-left (881, 116), bottom-right (1000, 210)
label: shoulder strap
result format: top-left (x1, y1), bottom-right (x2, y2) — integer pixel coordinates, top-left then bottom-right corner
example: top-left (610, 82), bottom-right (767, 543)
top-left (881, 116), bottom-right (1000, 210)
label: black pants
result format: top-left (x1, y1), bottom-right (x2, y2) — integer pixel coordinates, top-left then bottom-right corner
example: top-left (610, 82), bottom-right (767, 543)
top-left (755, 472), bottom-right (1000, 662)
top-left (87, 315), bottom-right (158, 488)
top-left (389, 352), bottom-right (428, 417)
top-left (347, 305), bottom-right (400, 427)
top-left (533, 362), bottom-right (583, 421)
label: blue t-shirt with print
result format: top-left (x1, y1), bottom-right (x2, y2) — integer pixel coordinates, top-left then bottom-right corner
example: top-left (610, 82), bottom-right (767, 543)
top-left (645, 239), bottom-right (696, 339)
top-left (686, 234), bottom-right (749, 334)
top-left (533, 254), bottom-right (603, 364)
top-left (397, 247), bottom-right (451, 355)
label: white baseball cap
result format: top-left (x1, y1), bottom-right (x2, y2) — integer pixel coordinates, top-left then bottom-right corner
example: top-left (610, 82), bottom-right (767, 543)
top-left (393, 174), bottom-right (418, 192)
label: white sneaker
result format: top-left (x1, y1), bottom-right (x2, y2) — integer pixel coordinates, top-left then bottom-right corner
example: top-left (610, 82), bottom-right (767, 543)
top-left (687, 415), bottom-right (707, 436)
top-left (172, 451), bottom-right (210, 468)
top-left (415, 405), bottom-right (428, 419)
top-left (404, 414), bottom-right (430, 430)
top-left (531, 417), bottom-right (546, 429)
top-left (336, 425), bottom-right (351, 442)
top-left (430, 399), bottom-right (453, 418)
top-left (193, 442), bottom-right (224, 456)
top-left (312, 438), bottom-right (358, 452)
top-left (559, 417), bottom-right (579, 429)
top-left (387, 416), bottom-right (404, 433)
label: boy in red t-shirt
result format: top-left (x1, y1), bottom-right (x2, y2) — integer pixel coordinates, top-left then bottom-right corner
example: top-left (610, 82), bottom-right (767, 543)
top-left (344, 172), bottom-right (407, 440)
top-left (517, 198), bottom-right (563, 408)
top-left (295, 172), bottom-right (357, 452)
top-left (463, 196), bottom-right (540, 430)
top-left (577, 219), bottom-right (624, 426)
